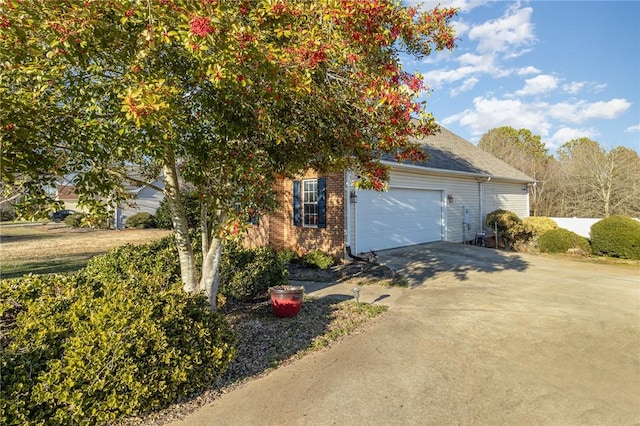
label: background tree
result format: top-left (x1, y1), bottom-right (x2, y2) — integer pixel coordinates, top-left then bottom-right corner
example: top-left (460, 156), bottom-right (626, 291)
top-left (478, 126), bottom-right (553, 216)
top-left (0, 0), bottom-right (457, 309)
top-left (555, 138), bottom-right (640, 217)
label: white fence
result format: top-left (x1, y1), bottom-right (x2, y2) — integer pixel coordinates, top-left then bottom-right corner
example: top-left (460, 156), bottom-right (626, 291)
top-left (549, 217), bottom-right (640, 238)
top-left (549, 218), bottom-right (601, 238)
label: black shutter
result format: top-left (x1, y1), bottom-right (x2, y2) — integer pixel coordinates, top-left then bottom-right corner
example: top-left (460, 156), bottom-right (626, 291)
top-left (293, 180), bottom-right (301, 226)
top-left (317, 177), bottom-right (326, 229)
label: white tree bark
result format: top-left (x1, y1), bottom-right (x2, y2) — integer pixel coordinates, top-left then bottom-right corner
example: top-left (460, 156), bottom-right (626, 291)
top-left (201, 237), bottom-right (223, 312)
top-left (162, 146), bottom-right (199, 293)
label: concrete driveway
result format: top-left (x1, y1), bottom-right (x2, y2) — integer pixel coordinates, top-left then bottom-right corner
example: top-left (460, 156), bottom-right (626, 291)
top-left (173, 242), bottom-right (640, 425)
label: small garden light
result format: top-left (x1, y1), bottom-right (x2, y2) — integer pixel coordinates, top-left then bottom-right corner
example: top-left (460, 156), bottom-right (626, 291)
top-left (352, 287), bottom-right (361, 308)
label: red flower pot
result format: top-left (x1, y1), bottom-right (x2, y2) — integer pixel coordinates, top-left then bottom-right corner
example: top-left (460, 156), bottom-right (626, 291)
top-left (269, 286), bottom-right (304, 318)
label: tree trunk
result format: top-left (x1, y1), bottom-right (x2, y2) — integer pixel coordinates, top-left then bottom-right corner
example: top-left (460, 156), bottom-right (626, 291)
top-left (201, 237), bottom-right (223, 311)
top-left (162, 146), bottom-right (199, 293)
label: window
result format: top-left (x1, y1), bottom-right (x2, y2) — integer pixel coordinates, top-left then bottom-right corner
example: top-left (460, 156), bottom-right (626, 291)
top-left (303, 179), bottom-right (318, 226)
top-left (293, 177), bottom-right (326, 228)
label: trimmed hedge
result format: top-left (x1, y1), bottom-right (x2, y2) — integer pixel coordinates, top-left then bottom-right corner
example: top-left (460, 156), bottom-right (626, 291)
top-left (125, 212), bottom-right (155, 229)
top-left (522, 216), bottom-right (558, 237)
top-left (0, 271), bottom-right (235, 425)
top-left (486, 209), bottom-right (532, 249)
top-left (539, 228), bottom-right (590, 254)
top-left (590, 215), bottom-right (640, 259)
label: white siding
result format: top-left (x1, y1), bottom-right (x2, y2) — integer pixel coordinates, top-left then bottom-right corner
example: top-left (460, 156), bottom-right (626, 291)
top-left (347, 168), bottom-right (531, 250)
top-left (484, 182), bottom-right (530, 220)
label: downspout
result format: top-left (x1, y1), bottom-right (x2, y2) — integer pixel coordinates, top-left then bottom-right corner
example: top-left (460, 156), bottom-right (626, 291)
top-left (344, 171), bottom-right (351, 259)
top-left (478, 176), bottom-right (491, 231)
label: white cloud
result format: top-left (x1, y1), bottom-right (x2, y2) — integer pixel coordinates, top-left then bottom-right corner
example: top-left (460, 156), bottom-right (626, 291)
top-left (517, 66), bottom-right (540, 76)
top-left (562, 81), bottom-right (586, 95)
top-left (450, 77), bottom-right (480, 96)
top-left (562, 81), bottom-right (609, 95)
top-left (410, 0), bottom-right (493, 13)
top-left (516, 74), bottom-right (559, 96)
top-left (544, 99), bottom-right (631, 123)
top-left (582, 99), bottom-right (632, 120)
top-left (452, 20), bottom-right (471, 38)
top-left (422, 65), bottom-right (478, 86)
top-left (468, 5), bottom-right (536, 54)
top-left (549, 127), bottom-right (599, 148)
top-left (441, 96), bottom-right (553, 138)
top-left (626, 124), bottom-right (640, 133)
top-left (441, 96), bottom-right (632, 147)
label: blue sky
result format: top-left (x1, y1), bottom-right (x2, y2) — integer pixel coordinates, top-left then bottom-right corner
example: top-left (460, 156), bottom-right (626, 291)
top-left (402, 0), bottom-right (640, 154)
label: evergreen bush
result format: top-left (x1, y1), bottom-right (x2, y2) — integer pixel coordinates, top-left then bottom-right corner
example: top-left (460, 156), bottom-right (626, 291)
top-left (539, 228), bottom-right (590, 254)
top-left (590, 215), bottom-right (640, 259)
top-left (154, 193), bottom-right (201, 230)
top-left (0, 272), bottom-right (235, 425)
top-left (485, 209), bottom-right (532, 249)
top-left (63, 212), bottom-right (86, 228)
top-left (522, 216), bottom-right (558, 237)
top-left (125, 212), bottom-right (155, 229)
top-left (84, 236), bottom-right (181, 285)
top-left (517, 216), bottom-right (559, 252)
top-left (219, 243), bottom-right (288, 301)
top-left (303, 250), bottom-right (334, 269)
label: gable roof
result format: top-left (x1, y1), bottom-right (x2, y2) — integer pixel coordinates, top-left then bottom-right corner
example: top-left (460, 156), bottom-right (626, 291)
top-left (386, 125), bottom-right (535, 183)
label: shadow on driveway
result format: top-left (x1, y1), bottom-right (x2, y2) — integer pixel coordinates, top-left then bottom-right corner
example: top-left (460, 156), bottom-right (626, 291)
top-left (376, 241), bottom-right (529, 285)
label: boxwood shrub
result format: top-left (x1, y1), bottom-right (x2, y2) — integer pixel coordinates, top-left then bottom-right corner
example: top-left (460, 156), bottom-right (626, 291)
top-left (590, 215), bottom-right (640, 259)
top-left (125, 212), bottom-right (155, 229)
top-left (522, 216), bottom-right (558, 237)
top-left (303, 250), bottom-right (334, 269)
top-left (539, 228), bottom-right (590, 254)
top-left (219, 242), bottom-right (288, 301)
top-left (0, 272), bottom-right (235, 425)
top-left (63, 212), bottom-right (86, 228)
top-left (486, 209), bottom-right (532, 249)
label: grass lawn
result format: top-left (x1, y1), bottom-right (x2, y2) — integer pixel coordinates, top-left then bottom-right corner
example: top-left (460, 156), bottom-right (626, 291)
top-left (0, 223), bottom-right (171, 279)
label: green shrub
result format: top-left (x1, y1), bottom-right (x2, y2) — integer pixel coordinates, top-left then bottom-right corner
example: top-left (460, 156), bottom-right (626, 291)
top-left (278, 248), bottom-right (299, 265)
top-left (303, 250), bottom-right (334, 269)
top-left (219, 243), bottom-right (288, 301)
top-left (0, 272), bottom-right (235, 425)
top-left (0, 207), bottom-right (16, 222)
top-left (516, 217), bottom-right (559, 252)
top-left (154, 193), bottom-right (201, 230)
top-left (485, 209), bottom-right (532, 249)
top-left (590, 215), bottom-right (640, 259)
top-left (84, 236), bottom-right (181, 286)
top-left (522, 216), bottom-right (558, 237)
top-left (63, 212), bottom-right (86, 228)
top-left (539, 228), bottom-right (590, 254)
top-left (125, 212), bottom-right (156, 229)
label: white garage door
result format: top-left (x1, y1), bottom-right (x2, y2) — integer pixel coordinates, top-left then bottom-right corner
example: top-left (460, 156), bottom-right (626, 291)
top-left (355, 188), bottom-right (443, 252)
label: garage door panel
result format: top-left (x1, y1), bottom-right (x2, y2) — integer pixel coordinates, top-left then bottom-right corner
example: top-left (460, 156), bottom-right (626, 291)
top-left (355, 188), bottom-right (443, 252)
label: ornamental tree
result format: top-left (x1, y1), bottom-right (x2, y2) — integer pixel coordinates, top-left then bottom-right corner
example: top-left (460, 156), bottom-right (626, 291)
top-left (0, 0), bottom-right (457, 309)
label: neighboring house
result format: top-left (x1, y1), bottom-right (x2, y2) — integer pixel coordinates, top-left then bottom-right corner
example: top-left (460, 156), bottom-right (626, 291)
top-left (246, 126), bottom-right (535, 261)
top-left (55, 169), bottom-right (164, 227)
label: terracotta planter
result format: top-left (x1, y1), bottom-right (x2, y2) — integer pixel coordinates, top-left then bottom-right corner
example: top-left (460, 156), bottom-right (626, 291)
top-left (269, 286), bottom-right (304, 318)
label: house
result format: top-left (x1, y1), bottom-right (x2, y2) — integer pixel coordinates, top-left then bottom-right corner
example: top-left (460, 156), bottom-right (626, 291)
top-left (55, 168), bottom-right (164, 227)
top-left (246, 126), bottom-right (535, 261)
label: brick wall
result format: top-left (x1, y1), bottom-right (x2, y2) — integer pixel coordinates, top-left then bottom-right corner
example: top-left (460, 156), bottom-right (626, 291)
top-left (242, 171), bottom-right (346, 261)
top-left (270, 171), bottom-right (345, 261)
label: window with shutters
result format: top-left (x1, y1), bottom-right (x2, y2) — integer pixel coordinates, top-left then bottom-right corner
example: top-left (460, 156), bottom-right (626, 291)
top-left (293, 177), bottom-right (326, 228)
top-left (302, 179), bottom-right (318, 226)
